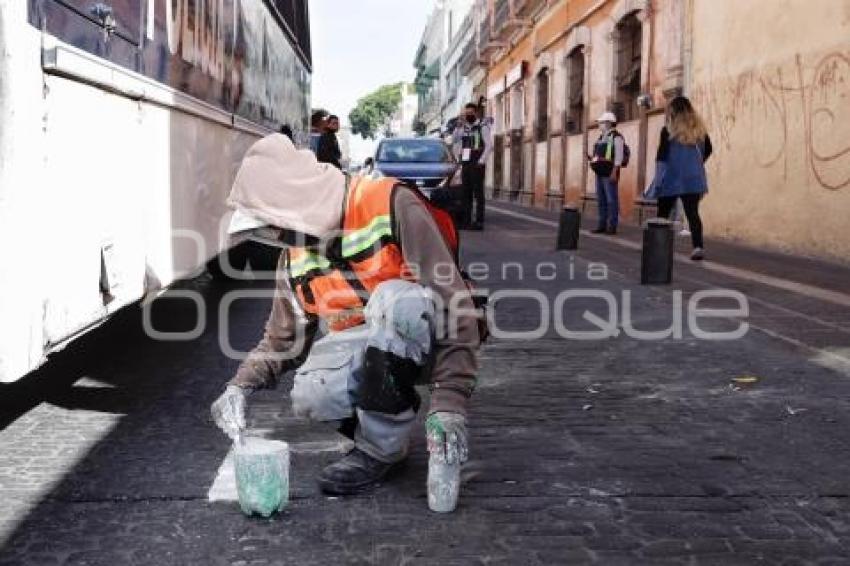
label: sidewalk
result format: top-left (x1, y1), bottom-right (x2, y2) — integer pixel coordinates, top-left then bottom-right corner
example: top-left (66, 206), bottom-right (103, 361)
top-left (1, 206), bottom-right (849, 564)
top-left (488, 199), bottom-right (850, 300)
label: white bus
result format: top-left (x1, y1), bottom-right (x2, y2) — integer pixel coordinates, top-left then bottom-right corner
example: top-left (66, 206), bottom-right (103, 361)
top-left (0, 0), bottom-right (311, 382)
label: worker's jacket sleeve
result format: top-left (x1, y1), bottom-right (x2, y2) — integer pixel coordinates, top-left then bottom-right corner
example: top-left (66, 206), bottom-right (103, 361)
top-left (228, 255), bottom-right (319, 390)
top-left (479, 122), bottom-right (494, 165)
top-left (392, 188), bottom-right (480, 416)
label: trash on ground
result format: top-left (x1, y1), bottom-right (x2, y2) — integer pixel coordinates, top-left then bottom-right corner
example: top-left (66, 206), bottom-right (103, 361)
top-left (729, 375), bottom-right (761, 392)
top-left (582, 404), bottom-right (594, 411)
top-left (786, 406), bottom-right (807, 416)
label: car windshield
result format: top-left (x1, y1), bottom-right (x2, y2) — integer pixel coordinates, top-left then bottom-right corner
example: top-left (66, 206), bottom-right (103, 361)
top-left (377, 140), bottom-right (452, 163)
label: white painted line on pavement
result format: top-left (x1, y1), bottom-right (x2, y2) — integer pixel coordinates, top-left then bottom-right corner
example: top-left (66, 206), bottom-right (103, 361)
top-left (488, 205), bottom-right (850, 309)
top-left (747, 323), bottom-right (850, 377)
top-left (207, 448), bottom-right (237, 502)
top-left (207, 438), bottom-right (351, 502)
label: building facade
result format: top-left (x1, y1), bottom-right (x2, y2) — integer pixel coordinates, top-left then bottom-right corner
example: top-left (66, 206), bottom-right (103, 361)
top-left (481, 0), bottom-right (684, 222)
top-left (385, 83), bottom-right (420, 138)
top-left (440, 0), bottom-right (476, 122)
top-left (688, 0), bottom-right (850, 262)
top-left (414, 3), bottom-right (447, 134)
top-left (465, 0), bottom-right (850, 263)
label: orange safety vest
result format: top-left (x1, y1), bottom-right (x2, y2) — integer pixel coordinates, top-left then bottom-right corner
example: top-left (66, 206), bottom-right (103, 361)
top-left (286, 176), bottom-right (459, 332)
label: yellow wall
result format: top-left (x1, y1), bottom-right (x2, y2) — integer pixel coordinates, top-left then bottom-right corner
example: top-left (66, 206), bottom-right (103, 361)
top-left (691, 0), bottom-right (850, 263)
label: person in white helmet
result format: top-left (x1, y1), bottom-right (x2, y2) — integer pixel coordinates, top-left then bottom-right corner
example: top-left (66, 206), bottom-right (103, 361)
top-left (588, 112), bottom-right (625, 235)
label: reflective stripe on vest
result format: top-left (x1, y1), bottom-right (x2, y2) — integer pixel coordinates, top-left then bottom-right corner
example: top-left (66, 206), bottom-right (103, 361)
top-left (594, 132), bottom-right (615, 162)
top-left (288, 251), bottom-right (331, 278)
top-left (287, 177), bottom-right (458, 331)
top-left (340, 214), bottom-right (393, 257)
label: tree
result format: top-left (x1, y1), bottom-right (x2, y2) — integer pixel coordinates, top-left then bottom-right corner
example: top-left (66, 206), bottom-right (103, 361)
top-left (349, 83), bottom-right (403, 139)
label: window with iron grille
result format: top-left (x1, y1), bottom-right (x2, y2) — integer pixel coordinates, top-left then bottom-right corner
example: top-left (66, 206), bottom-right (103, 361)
top-left (614, 13), bottom-right (642, 123)
top-left (535, 68), bottom-right (549, 142)
top-left (565, 47), bottom-right (585, 134)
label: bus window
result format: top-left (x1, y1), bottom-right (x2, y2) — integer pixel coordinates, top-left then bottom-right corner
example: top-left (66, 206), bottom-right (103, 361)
top-left (48, 0), bottom-right (142, 45)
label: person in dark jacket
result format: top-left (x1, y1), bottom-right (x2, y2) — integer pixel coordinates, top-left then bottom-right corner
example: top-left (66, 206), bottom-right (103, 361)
top-left (654, 96), bottom-right (713, 260)
top-left (316, 114), bottom-right (342, 169)
top-left (452, 103), bottom-right (493, 230)
top-left (309, 110), bottom-right (328, 154)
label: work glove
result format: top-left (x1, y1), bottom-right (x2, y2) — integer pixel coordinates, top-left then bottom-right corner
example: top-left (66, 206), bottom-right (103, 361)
top-left (211, 385), bottom-right (248, 440)
top-left (426, 412), bottom-right (468, 465)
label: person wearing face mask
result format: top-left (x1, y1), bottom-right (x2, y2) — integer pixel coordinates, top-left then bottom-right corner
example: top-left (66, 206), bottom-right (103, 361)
top-left (452, 103), bottom-right (493, 230)
top-left (210, 134), bottom-right (481, 501)
top-left (588, 112), bottom-right (625, 235)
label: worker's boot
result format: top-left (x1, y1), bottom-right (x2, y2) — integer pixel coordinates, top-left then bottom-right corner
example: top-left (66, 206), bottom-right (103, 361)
top-left (317, 447), bottom-right (404, 495)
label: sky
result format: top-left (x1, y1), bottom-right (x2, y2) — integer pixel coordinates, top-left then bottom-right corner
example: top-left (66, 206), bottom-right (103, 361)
top-left (309, 0), bottom-right (436, 162)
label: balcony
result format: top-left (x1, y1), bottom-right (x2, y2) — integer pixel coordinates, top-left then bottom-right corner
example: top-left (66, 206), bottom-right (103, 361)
top-left (415, 87), bottom-right (443, 131)
top-left (446, 12), bottom-right (474, 60)
top-left (512, 0), bottom-right (547, 19)
top-left (493, 0), bottom-right (532, 41)
top-left (477, 8), bottom-right (506, 58)
top-left (458, 36), bottom-right (486, 76)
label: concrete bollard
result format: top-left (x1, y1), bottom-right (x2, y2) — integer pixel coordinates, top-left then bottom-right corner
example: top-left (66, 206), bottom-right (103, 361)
top-left (555, 207), bottom-right (581, 250)
top-left (641, 218), bottom-right (675, 285)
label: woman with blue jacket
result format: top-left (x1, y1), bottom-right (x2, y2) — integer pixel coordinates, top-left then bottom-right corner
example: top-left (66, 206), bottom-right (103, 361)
top-left (654, 96), bottom-right (713, 260)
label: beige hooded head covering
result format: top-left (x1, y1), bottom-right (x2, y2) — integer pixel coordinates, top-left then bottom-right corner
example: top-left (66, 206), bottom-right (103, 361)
top-left (227, 134), bottom-right (346, 239)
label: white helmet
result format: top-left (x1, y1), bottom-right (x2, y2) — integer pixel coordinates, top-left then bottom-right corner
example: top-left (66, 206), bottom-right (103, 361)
top-left (596, 111), bottom-right (618, 125)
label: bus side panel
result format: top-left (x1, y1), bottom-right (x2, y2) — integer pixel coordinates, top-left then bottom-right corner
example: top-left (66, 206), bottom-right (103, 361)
top-left (0, 0), bottom-right (311, 383)
top-left (29, 0), bottom-right (312, 137)
top-left (0, 3), bottom-right (54, 383)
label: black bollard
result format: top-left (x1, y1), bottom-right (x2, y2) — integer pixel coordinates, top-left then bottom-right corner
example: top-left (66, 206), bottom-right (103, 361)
top-left (641, 218), bottom-right (675, 284)
top-left (555, 207), bottom-right (581, 250)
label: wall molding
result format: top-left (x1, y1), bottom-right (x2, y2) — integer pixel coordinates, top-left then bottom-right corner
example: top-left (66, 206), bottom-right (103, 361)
top-left (610, 0), bottom-right (649, 24)
top-left (562, 26), bottom-right (591, 60)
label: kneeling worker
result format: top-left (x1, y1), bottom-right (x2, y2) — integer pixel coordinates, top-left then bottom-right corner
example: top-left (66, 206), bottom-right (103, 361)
top-left (211, 134), bottom-right (480, 500)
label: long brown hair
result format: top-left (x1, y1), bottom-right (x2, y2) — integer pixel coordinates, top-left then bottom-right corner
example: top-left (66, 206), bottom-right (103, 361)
top-left (666, 96), bottom-right (707, 145)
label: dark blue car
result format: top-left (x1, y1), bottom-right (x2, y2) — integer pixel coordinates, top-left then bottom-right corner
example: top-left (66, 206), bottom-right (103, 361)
top-left (371, 137), bottom-right (462, 218)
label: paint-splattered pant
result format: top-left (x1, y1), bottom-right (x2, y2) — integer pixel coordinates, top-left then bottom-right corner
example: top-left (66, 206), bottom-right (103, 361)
top-left (290, 281), bottom-right (435, 463)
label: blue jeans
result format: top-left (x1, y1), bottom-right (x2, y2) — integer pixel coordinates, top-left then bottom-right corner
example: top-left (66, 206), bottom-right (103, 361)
top-left (595, 175), bottom-right (619, 229)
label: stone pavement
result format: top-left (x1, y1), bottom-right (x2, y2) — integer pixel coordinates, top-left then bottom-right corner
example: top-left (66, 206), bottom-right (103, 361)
top-left (1, 205), bottom-right (850, 565)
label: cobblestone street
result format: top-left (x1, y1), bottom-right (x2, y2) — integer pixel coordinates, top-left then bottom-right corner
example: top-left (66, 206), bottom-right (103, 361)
top-left (2, 205), bottom-right (850, 565)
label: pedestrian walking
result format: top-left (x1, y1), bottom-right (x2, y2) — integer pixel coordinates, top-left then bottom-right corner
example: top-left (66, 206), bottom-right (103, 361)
top-left (452, 103), bottom-right (492, 230)
top-left (211, 135), bottom-right (481, 504)
top-left (588, 112), bottom-right (626, 235)
top-left (653, 96), bottom-right (713, 260)
top-left (316, 114), bottom-right (343, 169)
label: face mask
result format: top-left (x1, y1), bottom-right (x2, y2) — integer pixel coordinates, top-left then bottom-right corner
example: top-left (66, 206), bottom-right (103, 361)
top-left (465, 114), bottom-right (477, 124)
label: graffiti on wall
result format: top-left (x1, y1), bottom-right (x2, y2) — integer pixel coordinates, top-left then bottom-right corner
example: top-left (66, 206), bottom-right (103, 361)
top-left (693, 51), bottom-right (850, 191)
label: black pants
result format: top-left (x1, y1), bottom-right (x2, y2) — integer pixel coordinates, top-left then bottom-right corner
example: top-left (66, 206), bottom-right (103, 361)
top-left (657, 193), bottom-right (704, 249)
top-left (461, 164), bottom-right (485, 225)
